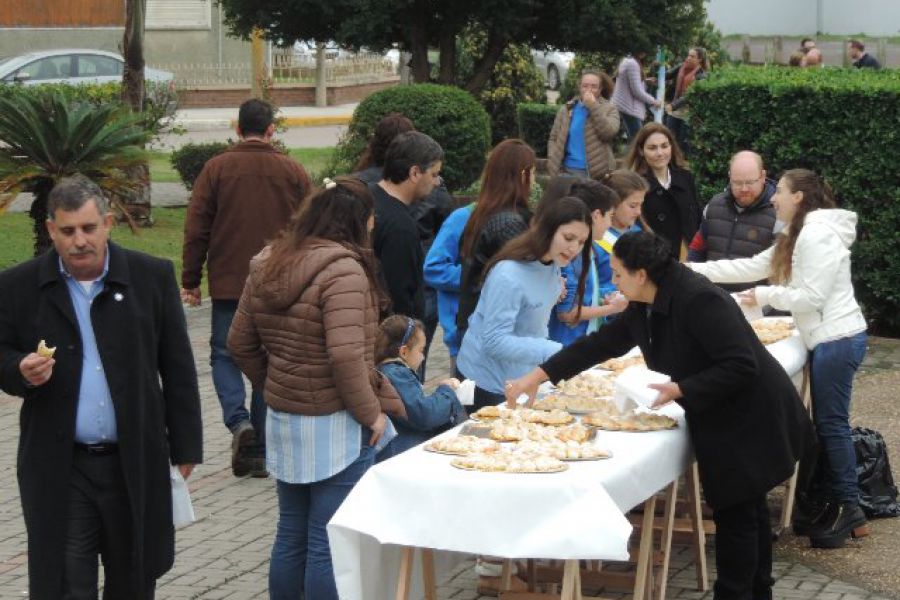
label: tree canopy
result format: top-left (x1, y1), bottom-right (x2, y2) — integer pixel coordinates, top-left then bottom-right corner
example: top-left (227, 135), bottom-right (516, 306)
top-left (220, 0), bottom-right (706, 91)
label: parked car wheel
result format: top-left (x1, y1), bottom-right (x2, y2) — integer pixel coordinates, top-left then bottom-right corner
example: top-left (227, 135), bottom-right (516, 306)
top-left (547, 65), bottom-right (560, 90)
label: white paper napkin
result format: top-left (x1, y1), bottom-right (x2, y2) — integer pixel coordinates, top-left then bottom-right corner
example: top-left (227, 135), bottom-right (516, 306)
top-left (731, 292), bottom-right (764, 322)
top-left (456, 379), bottom-right (476, 406)
top-left (613, 366), bottom-right (671, 410)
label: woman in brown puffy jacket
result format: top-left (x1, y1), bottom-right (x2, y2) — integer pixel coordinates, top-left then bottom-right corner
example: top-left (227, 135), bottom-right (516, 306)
top-left (228, 176), bottom-right (406, 600)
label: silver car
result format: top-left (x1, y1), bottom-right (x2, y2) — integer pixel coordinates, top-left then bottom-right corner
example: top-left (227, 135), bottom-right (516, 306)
top-left (532, 49), bottom-right (575, 90)
top-left (0, 49), bottom-right (174, 86)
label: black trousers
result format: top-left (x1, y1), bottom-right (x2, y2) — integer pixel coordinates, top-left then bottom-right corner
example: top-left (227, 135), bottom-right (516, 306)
top-left (63, 448), bottom-right (155, 600)
top-left (711, 493), bottom-right (774, 600)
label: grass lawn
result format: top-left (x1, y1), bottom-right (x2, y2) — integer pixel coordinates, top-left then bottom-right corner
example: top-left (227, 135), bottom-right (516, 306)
top-left (148, 147), bottom-right (334, 186)
top-left (1, 208), bottom-right (207, 295)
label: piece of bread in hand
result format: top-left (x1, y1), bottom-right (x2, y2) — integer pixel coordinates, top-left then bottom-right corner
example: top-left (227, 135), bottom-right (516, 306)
top-left (36, 339), bottom-right (56, 359)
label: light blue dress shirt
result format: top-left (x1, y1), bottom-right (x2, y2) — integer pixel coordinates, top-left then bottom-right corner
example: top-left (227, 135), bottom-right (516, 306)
top-left (60, 253), bottom-right (118, 444)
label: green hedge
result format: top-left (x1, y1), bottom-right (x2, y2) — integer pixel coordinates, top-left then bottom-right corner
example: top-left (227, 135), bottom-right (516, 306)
top-left (170, 142), bottom-right (231, 190)
top-left (327, 84), bottom-right (491, 192)
top-left (516, 103), bottom-right (558, 158)
top-left (687, 65), bottom-right (900, 334)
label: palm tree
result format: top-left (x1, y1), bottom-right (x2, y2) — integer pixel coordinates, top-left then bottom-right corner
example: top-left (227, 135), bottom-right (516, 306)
top-left (0, 91), bottom-right (150, 256)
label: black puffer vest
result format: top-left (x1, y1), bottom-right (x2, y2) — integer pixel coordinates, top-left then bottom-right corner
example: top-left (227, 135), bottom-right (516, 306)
top-left (704, 180), bottom-right (777, 291)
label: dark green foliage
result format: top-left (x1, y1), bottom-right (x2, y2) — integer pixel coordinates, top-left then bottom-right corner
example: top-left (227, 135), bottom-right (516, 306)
top-left (453, 28), bottom-right (545, 144)
top-left (688, 65), bottom-right (900, 334)
top-left (326, 84), bottom-right (491, 192)
top-left (0, 81), bottom-right (177, 138)
top-left (170, 142), bottom-right (231, 190)
top-left (516, 103), bottom-right (558, 158)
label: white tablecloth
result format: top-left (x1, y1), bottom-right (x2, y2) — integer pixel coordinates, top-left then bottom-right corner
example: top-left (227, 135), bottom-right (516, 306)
top-left (328, 332), bottom-right (808, 600)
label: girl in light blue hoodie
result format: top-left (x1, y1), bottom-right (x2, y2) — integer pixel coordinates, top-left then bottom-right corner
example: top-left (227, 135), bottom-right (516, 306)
top-left (456, 197), bottom-right (593, 410)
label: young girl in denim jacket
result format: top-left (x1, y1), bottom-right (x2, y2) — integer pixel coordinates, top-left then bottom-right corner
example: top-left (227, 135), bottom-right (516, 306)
top-left (375, 315), bottom-right (466, 459)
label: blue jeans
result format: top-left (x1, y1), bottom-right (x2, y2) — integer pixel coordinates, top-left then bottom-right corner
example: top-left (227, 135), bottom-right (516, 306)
top-left (810, 331), bottom-right (867, 503)
top-left (268, 446), bottom-right (376, 600)
top-left (621, 114), bottom-right (643, 141)
top-left (211, 299), bottom-right (266, 446)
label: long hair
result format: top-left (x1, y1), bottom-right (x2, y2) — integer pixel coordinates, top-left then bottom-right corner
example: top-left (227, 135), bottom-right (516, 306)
top-left (354, 113), bottom-right (415, 171)
top-left (601, 169), bottom-right (652, 231)
top-left (486, 196), bottom-right (593, 319)
top-left (769, 169), bottom-right (836, 283)
top-left (459, 139), bottom-right (536, 258)
top-left (624, 122), bottom-right (689, 175)
top-left (261, 176), bottom-right (384, 307)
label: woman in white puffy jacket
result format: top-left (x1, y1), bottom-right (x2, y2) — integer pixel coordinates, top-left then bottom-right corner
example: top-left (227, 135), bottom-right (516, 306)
top-left (690, 168), bottom-right (868, 550)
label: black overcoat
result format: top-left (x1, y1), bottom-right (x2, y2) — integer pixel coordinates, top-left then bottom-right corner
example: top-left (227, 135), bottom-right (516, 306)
top-left (0, 243), bottom-right (203, 598)
top-left (542, 261), bottom-right (814, 509)
top-left (642, 165), bottom-right (702, 259)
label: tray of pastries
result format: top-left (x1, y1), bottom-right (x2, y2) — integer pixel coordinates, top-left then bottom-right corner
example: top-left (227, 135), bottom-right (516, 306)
top-left (470, 406), bottom-right (574, 426)
top-left (513, 439), bottom-right (612, 461)
top-left (424, 435), bottom-right (501, 456)
top-left (533, 393), bottom-right (618, 415)
top-left (597, 355), bottom-right (646, 373)
top-left (750, 317), bottom-right (795, 345)
top-left (450, 452), bottom-right (568, 473)
top-left (489, 422), bottom-right (595, 443)
top-left (582, 410), bottom-right (678, 432)
top-left (553, 373), bottom-right (616, 397)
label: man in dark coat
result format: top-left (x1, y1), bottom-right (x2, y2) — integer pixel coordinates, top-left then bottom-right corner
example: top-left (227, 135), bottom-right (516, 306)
top-left (509, 231), bottom-right (814, 600)
top-left (0, 176), bottom-right (203, 598)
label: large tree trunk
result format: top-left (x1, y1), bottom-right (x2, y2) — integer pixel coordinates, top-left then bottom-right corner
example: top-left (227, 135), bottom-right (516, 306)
top-left (464, 28), bottom-right (507, 93)
top-left (122, 0), bottom-right (146, 112)
top-left (121, 0), bottom-right (152, 226)
top-left (437, 28), bottom-right (458, 85)
top-left (409, 7), bottom-right (430, 83)
top-left (29, 180), bottom-right (54, 257)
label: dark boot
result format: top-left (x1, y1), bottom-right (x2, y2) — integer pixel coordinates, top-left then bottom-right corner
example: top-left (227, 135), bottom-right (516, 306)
top-left (808, 502), bottom-right (869, 548)
top-left (792, 496), bottom-right (830, 536)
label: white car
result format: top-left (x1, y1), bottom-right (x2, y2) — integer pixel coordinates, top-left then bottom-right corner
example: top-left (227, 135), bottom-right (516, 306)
top-left (0, 49), bottom-right (174, 86)
top-left (532, 49), bottom-right (575, 90)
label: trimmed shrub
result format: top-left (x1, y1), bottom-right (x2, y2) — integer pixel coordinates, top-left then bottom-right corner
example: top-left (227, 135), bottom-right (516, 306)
top-left (687, 65), bottom-right (900, 334)
top-left (516, 103), bottom-right (558, 158)
top-left (171, 142), bottom-right (230, 190)
top-left (327, 84), bottom-right (491, 192)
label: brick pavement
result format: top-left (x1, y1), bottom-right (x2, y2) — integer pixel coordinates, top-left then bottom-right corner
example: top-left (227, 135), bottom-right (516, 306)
top-left (0, 302), bottom-right (893, 599)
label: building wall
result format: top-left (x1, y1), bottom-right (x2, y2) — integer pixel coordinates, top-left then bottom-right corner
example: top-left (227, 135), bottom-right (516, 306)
top-left (707, 0), bottom-right (900, 36)
top-left (0, 1), bottom-right (249, 68)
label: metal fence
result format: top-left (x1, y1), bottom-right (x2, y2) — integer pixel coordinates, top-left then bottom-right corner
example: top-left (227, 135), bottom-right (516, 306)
top-left (156, 49), bottom-right (397, 87)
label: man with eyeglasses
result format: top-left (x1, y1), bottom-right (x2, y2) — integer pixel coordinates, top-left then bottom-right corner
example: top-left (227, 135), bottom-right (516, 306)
top-left (687, 151), bottom-right (779, 291)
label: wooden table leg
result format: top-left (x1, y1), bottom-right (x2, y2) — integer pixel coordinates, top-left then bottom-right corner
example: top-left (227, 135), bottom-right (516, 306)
top-left (656, 479), bottom-right (678, 600)
top-left (395, 546), bottom-right (414, 600)
top-left (500, 559), bottom-right (514, 591)
top-left (421, 548), bottom-right (437, 600)
top-left (559, 559), bottom-right (583, 600)
top-left (633, 495), bottom-right (657, 600)
top-left (686, 463), bottom-right (709, 592)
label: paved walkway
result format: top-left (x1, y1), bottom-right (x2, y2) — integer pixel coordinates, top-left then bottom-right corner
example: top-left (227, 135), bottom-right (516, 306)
top-left (0, 303), bottom-right (895, 599)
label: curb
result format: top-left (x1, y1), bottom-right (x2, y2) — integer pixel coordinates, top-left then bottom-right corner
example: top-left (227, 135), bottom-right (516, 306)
top-left (173, 115), bottom-right (353, 132)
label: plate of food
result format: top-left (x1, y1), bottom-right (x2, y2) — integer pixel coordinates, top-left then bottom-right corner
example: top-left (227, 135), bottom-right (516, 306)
top-left (582, 411), bottom-right (678, 432)
top-left (450, 454), bottom-right (568, 473)
top-left (750, 317), bottom-right (796, 345)
top-left (424, 435), bottom-right (501, 456)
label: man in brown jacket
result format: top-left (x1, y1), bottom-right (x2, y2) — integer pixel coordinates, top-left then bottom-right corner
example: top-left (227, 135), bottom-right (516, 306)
top-left (181, 98), bottom-right (310, 477)
top-left (547, 69), bottom-right (621, 179)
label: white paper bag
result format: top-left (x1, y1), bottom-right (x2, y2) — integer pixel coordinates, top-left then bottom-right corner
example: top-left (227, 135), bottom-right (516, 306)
top-left (170, 465), bottom-right (196, 528)
top-left (456, 379), bottom-right (476, 406)
top-left (613, 366), bottom-right (671, 410)
top-left (731, 292), bottom-right (764, 322)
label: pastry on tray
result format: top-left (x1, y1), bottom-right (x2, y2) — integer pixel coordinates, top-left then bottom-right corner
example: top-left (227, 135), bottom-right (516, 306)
top-left (555, 374), bottom-right (615, 397)
top-left (450, 452), bottom-right (567, 473)
top-left (750, 319), bottom-right (795, 345)
top-left (424, 435), bottom-right (501, 455)
top-left (597, 355), bottom-right (646, 373)
top-left (514, 439), bottom-right (612, 461)
top-left (582, 411), bottom-right (677, 432)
